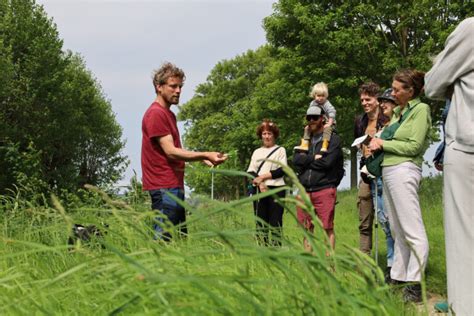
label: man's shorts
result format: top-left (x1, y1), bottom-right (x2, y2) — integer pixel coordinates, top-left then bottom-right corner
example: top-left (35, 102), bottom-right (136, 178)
top-left (297, 187), bottom-right (337, 230)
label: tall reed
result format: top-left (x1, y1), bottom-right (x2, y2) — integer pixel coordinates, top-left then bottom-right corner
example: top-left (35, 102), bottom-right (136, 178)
top-left (0, 170), bottom-right (441, 315)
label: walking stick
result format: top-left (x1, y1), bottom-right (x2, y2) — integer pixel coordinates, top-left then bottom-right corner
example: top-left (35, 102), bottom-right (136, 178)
top-left (211, 167), bottom-right (215, 200)
top-left (374, 177), bottom-right (379, 266)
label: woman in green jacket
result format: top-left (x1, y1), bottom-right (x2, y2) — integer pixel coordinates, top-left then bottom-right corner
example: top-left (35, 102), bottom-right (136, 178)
top-left (369, 69), bottom-right (431, 303)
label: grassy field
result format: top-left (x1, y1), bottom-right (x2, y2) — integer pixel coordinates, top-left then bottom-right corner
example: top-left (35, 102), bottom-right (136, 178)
top-left (0, 175), bottom-right (444, 315)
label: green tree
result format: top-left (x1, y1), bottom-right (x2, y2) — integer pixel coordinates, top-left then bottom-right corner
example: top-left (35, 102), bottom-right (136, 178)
top-left (175, 1), bottom-right (474, 195)
top-left (262, 0), bottom-right (474, 187)
top-left (179, 47), bottom-right (275, 198)
top-left (57, 54), bottom-right (128, 188)
top-left (0, 0), bottom-right (127, 193)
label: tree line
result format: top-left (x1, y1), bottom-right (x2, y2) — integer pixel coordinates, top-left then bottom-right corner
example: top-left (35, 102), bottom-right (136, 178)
top-left (179, 0), bottom-right (474, 199)
top-left (0, 0), bottom-right (127, 195)
top-left (1, 0), bottom-right (472, 199)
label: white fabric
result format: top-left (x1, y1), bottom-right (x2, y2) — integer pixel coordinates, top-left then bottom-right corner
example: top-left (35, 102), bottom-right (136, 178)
top-left (425, 17), bottom-right (474, 153)
top-left (424, 17), bottom-right (474, 315)
top-left (444, 142), bottom-right (474, 316)
top-left (382, 162), bottom-right (428, 282)
top-left (247, 145), bottom-right (287, 187)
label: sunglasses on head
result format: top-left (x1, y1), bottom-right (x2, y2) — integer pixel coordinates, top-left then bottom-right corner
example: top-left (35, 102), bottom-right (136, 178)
top-left (306, 115), bottom-right (321, 121)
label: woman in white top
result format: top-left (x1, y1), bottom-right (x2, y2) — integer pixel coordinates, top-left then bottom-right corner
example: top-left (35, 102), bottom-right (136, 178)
top-left (247, 120), bottom-right (287, 246)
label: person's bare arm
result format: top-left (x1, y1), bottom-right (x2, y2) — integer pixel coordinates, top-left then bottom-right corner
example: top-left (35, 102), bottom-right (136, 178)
top-left (158, 134), bottom-right (227, 165)
top-left (324, 117), bottom-right (334, 129)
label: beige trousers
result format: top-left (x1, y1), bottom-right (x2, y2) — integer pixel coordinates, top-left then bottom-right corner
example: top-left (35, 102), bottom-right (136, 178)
top-left (382, 162), bottom-right (428, 282)
top-left (444, 142), bottom-right (474, 315)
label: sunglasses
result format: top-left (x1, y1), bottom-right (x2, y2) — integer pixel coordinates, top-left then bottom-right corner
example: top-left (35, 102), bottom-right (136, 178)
top-left (306, 115), bottom-right (321, 121)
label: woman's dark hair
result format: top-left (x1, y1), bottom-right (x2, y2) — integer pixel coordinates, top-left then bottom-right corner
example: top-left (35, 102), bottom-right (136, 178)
top-left (256, 119), bottom-right (279, 139)
top-left (393, 69), bottom-right (425, 98)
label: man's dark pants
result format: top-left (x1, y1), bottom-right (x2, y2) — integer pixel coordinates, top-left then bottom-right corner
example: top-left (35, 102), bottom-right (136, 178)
top-left (149, 187), bottom-right (187, 240)
top-left (254, 188), bottom-right (286, 246)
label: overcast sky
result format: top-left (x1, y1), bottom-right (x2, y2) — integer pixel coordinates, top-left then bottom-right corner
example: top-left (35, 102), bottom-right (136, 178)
top-left (37, 0), bottom-right (276, 189)
top-left (36, 0), bottom-right (440, 191)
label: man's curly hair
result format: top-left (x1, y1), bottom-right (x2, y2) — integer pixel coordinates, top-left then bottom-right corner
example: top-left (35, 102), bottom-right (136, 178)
top-left (152, 62), bottom-right (186, 93)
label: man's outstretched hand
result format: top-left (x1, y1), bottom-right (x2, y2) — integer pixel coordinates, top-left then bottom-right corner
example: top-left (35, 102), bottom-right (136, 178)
top-left (206, 152), bottom-right (228, 166)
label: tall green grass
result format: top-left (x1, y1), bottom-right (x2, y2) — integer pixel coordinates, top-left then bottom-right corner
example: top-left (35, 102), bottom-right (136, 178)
top-left (0, 174), bottom-right (444, 315)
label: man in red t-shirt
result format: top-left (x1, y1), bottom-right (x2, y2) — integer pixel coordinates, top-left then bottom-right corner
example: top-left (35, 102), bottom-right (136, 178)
top-left (141, 62), bottom-right (227, 240)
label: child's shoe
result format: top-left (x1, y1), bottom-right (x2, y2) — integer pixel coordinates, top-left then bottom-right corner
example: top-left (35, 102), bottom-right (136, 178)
top-left (321, 139), bottom-right (329, 152)
top-left (294, 139), bottom-right (309, 152)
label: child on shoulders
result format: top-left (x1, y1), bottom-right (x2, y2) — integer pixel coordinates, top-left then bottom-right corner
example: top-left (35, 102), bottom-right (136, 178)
top-left (295, 82), bottom-right (336, 153)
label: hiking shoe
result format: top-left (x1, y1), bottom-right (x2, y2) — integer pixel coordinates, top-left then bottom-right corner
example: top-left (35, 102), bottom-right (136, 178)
top-left (434, 301), bottom-right (449, 313)
top-left (403, 283), bottom-right (422, 303)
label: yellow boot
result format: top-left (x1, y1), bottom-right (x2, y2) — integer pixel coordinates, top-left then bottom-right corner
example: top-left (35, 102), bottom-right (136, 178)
top-left (294, 139), bottom-right (309, 152)
top-left (321, 139), bottom-right (329, 152)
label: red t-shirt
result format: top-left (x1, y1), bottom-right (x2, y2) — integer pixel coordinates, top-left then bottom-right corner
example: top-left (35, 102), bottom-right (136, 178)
top-left (141, 102), bottom-right (185, 190)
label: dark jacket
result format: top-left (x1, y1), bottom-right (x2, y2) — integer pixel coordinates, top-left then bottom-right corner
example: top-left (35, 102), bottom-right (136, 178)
top-left (293, 132), bottom-right (344, 192)
top-left (354, 111), bottom-right (388, 139)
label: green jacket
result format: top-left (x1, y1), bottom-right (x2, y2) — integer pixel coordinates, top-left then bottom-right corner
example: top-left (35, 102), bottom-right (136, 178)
top-left (382, 98), bottom-right (431, 168)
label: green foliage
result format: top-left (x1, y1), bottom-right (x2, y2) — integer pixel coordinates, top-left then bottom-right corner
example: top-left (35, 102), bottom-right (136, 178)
top-left (0, 0), bottom-right (127, 194)
top-left (263, 0), bottom-right (474, 141)
top-left (179, 47), bottom-right (276, 198)
top-left (0, 174), bottom-right (445, 314)
top-left (123, 170), bottom-right (149, 206)
top-left (179, 0), bottom-right (473, 195)
top-left (0, 141), bottom-right (48, 197)
top-left (185, 149), bottom-right (251, 200)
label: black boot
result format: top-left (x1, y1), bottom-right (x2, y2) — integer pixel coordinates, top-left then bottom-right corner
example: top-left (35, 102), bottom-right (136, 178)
top-left (384, 267), bottom-right (399, 285)
top-left (403, 283), bottom-right (422, 303)
top-left (384, 267), bottom-right (392, 284)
